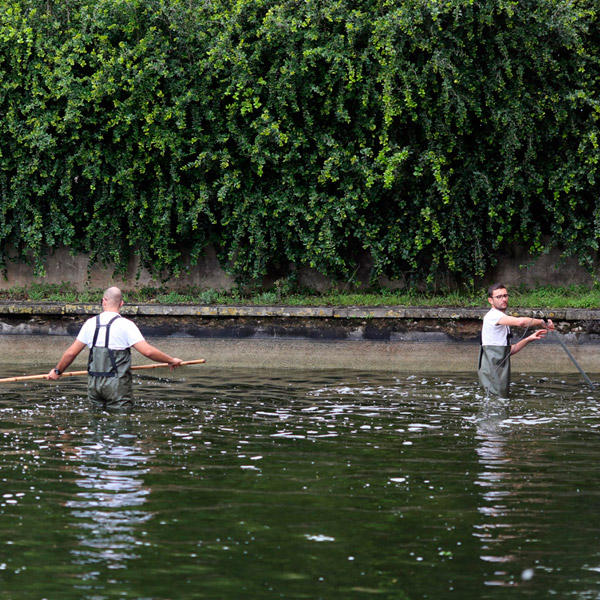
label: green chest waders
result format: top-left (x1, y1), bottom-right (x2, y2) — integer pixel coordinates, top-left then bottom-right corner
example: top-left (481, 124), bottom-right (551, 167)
top-left (477, 328), bottom-right (512, 398)
top-left (478, 346), bottom-right (511, 398)
top-left (87, 315), bottom-right (133, 408)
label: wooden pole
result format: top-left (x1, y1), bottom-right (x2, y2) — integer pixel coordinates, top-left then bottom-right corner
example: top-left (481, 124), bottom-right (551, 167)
top-left (0, 359), bottom-right (206, 383)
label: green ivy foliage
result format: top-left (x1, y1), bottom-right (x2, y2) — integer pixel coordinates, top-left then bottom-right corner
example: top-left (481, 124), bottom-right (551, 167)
top-left (0, 0), bottom-right (598, 285)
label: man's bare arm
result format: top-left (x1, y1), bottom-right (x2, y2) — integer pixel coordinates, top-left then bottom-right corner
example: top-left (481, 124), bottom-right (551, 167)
top-left (133, 340), bottom-right (182, 370)
top-left (498, 315), bottom-right (554, 329)
top-left (47, 340), bottom-right (87, 379)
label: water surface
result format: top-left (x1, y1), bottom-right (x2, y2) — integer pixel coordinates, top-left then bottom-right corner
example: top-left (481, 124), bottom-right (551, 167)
top-left (1, 368), bottom-right (599, 599)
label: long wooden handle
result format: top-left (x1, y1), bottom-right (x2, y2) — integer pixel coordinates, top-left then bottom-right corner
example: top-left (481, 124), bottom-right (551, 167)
top-left (0, 359), bottom-right (206, 383)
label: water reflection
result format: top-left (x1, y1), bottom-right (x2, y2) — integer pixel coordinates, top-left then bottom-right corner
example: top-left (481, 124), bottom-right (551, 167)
top-left (3, 370), bottom-right (600, 599)
top-left (474, 397), bottom-right (515, 584)
top-left (63, 415), bottom-right (151, 575)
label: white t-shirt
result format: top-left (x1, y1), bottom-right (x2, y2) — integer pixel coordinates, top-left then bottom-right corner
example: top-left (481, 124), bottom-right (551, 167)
top-left (481, 307), bottom-right (511, 346)
top-left (77, 312), bottom-right (145, 350)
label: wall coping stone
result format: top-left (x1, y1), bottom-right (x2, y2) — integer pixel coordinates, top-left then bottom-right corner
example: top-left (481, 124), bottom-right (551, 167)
top-left (0, 301), bottom-right (597, 321)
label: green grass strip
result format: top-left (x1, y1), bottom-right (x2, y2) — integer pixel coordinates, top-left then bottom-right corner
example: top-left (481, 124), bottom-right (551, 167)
top-left (1, 283), bottom-right (599, 309)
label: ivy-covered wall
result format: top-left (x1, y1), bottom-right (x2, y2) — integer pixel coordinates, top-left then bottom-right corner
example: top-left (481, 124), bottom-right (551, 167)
top-left (1, 0), bottom-right (598, 288)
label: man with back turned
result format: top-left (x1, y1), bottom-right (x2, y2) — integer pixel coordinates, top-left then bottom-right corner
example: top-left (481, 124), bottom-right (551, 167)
top-left (47, 286), bottom-right (182, 409)
top-left (478, 283), bottom-right (554, 397)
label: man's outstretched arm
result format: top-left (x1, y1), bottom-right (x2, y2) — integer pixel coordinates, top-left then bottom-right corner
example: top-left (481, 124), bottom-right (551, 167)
top-left (133, 340), bottom-right (182, 370)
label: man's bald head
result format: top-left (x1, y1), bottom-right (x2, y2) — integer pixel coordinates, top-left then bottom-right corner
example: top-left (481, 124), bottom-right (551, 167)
top-left (103, 287), bottom-right (123, 311)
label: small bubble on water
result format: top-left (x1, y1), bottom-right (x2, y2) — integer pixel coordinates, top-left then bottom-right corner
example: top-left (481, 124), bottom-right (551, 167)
top-left (521, 568), bottom-right (534, 581)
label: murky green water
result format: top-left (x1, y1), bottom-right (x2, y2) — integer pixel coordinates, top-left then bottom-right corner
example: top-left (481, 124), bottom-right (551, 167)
top-left (1, 367), bottom-right (600, 599)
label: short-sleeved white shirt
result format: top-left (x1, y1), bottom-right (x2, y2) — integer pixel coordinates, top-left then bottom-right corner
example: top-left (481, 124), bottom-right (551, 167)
top-left (77, 312), bottom-right (145, 350)
top-left (481, 307), bottom-right (511, 346)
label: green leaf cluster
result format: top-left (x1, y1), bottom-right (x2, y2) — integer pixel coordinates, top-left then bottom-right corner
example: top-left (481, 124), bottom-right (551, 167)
top-left (0, 0), bottom-right (598, 286)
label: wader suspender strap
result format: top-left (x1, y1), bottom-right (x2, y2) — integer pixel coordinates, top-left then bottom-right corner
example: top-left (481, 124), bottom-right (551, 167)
top-left (87, 315), bottom-right (122, 377)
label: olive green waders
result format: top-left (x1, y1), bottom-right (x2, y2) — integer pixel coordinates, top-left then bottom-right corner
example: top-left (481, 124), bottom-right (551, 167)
top-left (87, 315), bottom-right (133, 409)
top-left (478, 345), bottom-right (511, 398)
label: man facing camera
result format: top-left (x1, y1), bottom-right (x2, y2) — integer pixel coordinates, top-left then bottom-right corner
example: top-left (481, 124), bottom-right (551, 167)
top-left (478, 283), bottom-right (554, 397)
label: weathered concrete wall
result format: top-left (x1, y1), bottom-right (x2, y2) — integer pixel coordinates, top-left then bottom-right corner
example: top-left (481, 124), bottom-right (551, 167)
top-left (0, 246), bottom-right (235, 291)
top-left (0, 243), bottom-right (596, 292)
top-left (1, 303), bottom-right (599, 375)
top-left (487, 243), bottom-right (597, 288)
top-left (4, 335), bottom-right (594, 375)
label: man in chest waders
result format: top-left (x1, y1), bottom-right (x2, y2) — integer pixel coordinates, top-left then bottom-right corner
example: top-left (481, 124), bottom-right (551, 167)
top-left (478, 283), bottom-right (554, 397)
top-left (47, 287), bottom-right (182, 409)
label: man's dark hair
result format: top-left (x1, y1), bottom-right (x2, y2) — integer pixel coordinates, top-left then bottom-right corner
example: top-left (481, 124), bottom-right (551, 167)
top-left (487, 283), bottom-right (507, 298)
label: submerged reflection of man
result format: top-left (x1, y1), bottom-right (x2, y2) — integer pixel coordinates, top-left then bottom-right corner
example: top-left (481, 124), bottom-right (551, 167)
top-left (474, 397), bottom-right (513, 581)
top-left (64, 416), bottom-right (151, 573)
top-left (473, 398), bottom-right (545, 587)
